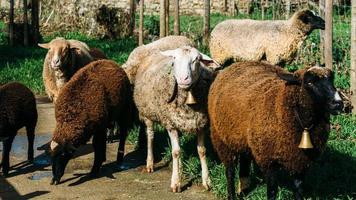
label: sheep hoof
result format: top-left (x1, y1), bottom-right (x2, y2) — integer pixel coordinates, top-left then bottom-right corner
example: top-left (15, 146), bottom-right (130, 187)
top-left (146, 166), bottom-right (154, 173)
top-left (237, 177), bottom-right (250, 195)
top-left (171, 184), bottom-right (181, 193)
top-left (50, 178), bottom-right (59, 185)
top-left (203, 178), bottom-right (212, 191)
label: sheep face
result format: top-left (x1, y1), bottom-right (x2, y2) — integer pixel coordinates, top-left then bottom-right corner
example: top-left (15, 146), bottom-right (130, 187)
top-left (295, 10), bottom-right (325, 33)
top-left (50, 140), bottom-right (75, 185)
top-left (161, 46), bottom-right (219, 89)
top-left (39, 38), bottom-right (72, 70)
top-left (302, 67), bottom-right (343, 114)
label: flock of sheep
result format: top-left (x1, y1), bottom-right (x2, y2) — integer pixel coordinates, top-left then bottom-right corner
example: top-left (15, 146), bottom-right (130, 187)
top-left (0, 9), bottom-right (345, 200)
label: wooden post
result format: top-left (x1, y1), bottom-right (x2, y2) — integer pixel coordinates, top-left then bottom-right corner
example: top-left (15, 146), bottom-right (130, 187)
top-left (160, 0), bottom-right (166, 38)
top-left (9, 0), bottom-right (14, 46)
top-left (203, 0), bottom-right (210, 45)
top-left (324, 0), bottom-right (333, 69)
top-left (139, 0), bottom-right (144, 46)
top-left (165, 0), bottom-right (169, 36)
top-left (319, 0), bottom-right (325, 64)
top-left (31, 0), bottom-right (39, 44)
top-left (129, 0), bottom-right (135, 36)
top-left (173, 0), bottom-right (180, 35)
top-left (23, 0), bottom-right (29, 46)
top-left (351, 0), bottom-right (356, 113)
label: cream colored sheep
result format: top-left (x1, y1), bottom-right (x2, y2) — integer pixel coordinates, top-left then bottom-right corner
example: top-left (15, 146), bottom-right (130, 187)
top-left (39, 38), bottom-right (107, 102)
top-left (209, 10), bottom-right (325, 66)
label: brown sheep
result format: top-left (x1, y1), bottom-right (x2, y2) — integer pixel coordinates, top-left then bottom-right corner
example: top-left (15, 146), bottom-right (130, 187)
top-left (208, 62), bottom-right (343, 200)
top-left (209, 10), bottom-right (325, 66)
top-left (49, 59), bottom-right (132, 185)
top-left (0, 82), bottom-right (37, 176)
top-left (39, 38), bottom-right (107, 103)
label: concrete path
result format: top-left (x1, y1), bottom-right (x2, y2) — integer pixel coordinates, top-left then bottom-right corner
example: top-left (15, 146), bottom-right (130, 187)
top-left (0, 98), bottom-right (217, 200)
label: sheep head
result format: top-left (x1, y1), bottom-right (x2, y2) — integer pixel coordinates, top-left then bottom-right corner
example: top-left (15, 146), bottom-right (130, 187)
top-left (292, 10), bottom-right (325, 34)
top-left (278, 66), bottom-right (343, 115)
top-left (160, 46), bottom-right (220, 90)
top-left (50, 140), bottom-right (76, 185)
top-left (38, 38), bottom-right (85, 70)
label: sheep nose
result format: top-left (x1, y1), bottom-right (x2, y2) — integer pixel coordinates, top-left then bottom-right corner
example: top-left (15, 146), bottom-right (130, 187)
top-left (52, 59), bottom-right (60, 66)
top-left (179, 76), bottom-right (189, 82)
top-left (332, 100), bottom-right (344, 110)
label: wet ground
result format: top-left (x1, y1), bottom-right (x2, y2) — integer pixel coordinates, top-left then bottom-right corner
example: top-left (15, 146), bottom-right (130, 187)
top-left (0, 97), bottom-right (217, 200)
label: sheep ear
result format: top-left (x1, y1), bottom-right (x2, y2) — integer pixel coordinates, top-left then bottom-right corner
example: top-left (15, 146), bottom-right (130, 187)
top-left (160, 49), bottom-right (176, 58)
top-left (277, 71), bottom-right (300, 85)
top-left (38, 43), bottom-right (50, 49)
top-left (199, 53), bottom-right (221, 70)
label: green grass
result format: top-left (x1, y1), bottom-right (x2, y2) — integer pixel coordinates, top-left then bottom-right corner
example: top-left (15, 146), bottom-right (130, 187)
top-left (1, 12), bottom-right (355, 199)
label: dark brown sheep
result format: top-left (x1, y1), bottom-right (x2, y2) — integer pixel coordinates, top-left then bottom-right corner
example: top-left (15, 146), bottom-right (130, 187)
top-left (0, 82), bottom-right (37, 176)
top-left (208, 62), bottom-right (343, 200)
top-left (49, 59), bottom-right (133, 185)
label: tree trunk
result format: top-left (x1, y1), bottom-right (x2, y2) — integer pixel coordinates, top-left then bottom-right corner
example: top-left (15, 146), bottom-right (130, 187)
top-left (129, 0), bottom-right (136, 36)
top-left (174, 0), bottom-right (180, 35)
top-left (160, 0), bottom-right (166, 38)
top-left (203, 0), bottom-right (210, 45)
top-left (230, 0), bottom-right (235, 16)
top-left (319, 0), bottom-right (325, 64)
top-left (325, 0), bottom-right (333, 69)
top-left (272, 0), bottom-right (275, 20)
top-left (351, 0), bottom-right (356, 113)
top-left (24, 0), bottom-right (29, 46)
top-left (9, 0), bottom-right (14, 46)
top-left (285, 0), bottom-right (291, 19)
top-left (223, 0), bottom-right (228, 12)
top-left (31, 0), bottom-right (39, 44)
top-left (261, 0), bottom-right (265, 20)
top-left (165, 0), bottom-right (169, 36)
top-left (139, 0), bottom-right (144, 46)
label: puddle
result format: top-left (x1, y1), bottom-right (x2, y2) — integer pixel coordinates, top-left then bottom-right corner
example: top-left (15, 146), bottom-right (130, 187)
top-left (28, 171), bottom-right (52, 180)
top-left (0, 134), bottom-right (52, 159)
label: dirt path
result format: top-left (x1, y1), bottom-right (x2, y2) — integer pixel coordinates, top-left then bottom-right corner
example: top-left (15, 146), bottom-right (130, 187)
top-left (0, 98), bottom-right (217, 200)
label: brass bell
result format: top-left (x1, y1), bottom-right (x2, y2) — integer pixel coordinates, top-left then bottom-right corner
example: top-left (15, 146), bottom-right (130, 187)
top-left (185, 90), bottom-right (197, 105)
top-left (298, 129), bottom-right (314, 149)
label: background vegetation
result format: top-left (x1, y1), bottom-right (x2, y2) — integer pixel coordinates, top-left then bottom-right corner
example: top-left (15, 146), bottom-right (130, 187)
top-left (0, 7), bottom-right (355, 199)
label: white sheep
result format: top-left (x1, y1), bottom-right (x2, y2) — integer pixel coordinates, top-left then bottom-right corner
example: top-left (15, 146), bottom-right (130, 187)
top-left (122, 35), bottom-right (194, 84)
top-left (133, 46), bottom-right (220, 192)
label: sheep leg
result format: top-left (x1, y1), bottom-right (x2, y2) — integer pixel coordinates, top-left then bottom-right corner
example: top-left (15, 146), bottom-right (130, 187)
top-left (1, 135), bottom-right (15, 176)
top-left (90, 133), bottom-right (106, 176)
top-left (292, 173), bottom-right (304, 200)
top-left (145, 119), bottom-right (154, 173)
top-left (116, 127), bottom-right (128, 166)
top-left (168, 129), bottom-right (181, 193)
top-left (225, 160), bottom-right (236, 200)
top-left (197, 130), bottom-right (211, 190)
top-left (26, 125), bottom-right (35, 162)
top-left (237, 153), bottom-right (251, 195)
top-left (266, 170), bottom-right (278, 200)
